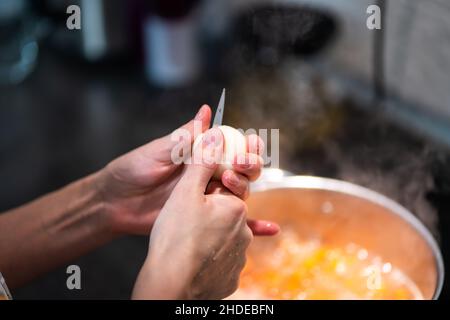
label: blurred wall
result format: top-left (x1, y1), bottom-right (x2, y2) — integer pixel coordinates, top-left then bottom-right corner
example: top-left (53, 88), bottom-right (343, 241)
top-left (385, 0), bottom-right (450, 121)
top-left (293, 0), bottom-right (450, 123)
top-left (229, 0), bottom-right (450, 145)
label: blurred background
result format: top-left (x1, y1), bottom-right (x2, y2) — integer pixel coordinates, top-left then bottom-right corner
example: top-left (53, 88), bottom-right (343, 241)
top-left (1, 0), bottom-right (450, 299)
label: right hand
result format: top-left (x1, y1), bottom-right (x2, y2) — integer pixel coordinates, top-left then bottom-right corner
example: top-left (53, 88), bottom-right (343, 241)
top-left (132, 128), bottom-right (255, 300)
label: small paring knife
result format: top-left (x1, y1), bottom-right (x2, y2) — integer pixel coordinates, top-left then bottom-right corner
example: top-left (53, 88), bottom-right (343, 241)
top-left (212, 88), bottom-right (225, 128)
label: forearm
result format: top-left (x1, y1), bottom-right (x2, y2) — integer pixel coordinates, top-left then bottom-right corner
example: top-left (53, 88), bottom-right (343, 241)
top-left (0, 172), bottom-right (116, 289)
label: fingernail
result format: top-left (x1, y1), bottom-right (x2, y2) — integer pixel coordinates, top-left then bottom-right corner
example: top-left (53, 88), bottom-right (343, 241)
top-left (202, 132), bottom-right (214, 148)
top-left (195, 105), bottom-right (206, 120)
top-left (203, 128), bottom-right (222, 148)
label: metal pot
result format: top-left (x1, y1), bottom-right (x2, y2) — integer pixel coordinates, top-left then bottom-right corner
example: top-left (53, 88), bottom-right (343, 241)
top-left (245, 169), bottom-right (444, 299)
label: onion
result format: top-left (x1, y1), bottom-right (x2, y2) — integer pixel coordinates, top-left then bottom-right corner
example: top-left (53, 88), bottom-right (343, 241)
top-left (193, 125), bottom-right (247, 180)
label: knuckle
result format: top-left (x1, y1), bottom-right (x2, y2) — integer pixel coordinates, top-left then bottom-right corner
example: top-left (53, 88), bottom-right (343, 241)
top-left (214, 196), bottom-right (248, 226)
top-left (244, 227), bottom-right (254, 246)
top-left (236, 200), bottom-right (248, 214)
top-left (225, 197), bottom-right (247, 219)
top-left (234, 201), bottom-right (247, 220)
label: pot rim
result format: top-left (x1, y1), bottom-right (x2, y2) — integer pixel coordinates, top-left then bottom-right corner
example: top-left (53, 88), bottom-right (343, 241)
top-left (251, 173), bottom-right (445, 300)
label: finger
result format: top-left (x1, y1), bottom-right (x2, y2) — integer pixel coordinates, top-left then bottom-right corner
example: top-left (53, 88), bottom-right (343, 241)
top-left (221, 170), bottom-right (249, 200)
top-left (246, 134), bottom-right (265, 156)
top-left (232, 153), bottom-right (263, 182)
top-left (247, 219), bottom-right (280, 236)
top-left (206, 181), bottom-right (233, 196)
top-left (175, 128), bottom-right (223, 194)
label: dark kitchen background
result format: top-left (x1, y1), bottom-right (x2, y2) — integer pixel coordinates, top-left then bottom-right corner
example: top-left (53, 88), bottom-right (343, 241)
top-left (1, 0), bottom-right (450, 299)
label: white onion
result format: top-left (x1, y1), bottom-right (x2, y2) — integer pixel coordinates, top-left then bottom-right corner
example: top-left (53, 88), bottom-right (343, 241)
top-left (193, 125), bottom-right (247, 180)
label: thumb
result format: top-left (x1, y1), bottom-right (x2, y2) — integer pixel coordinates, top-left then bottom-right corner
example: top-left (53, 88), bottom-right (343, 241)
top-left (175, 128), bottom-right (224, 194)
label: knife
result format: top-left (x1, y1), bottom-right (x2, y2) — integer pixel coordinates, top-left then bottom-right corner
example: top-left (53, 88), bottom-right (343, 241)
top-left (212, 88), bottom-right (225, 128)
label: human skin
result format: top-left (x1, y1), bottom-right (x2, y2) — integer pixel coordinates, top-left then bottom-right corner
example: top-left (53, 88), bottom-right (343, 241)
top-left (0, 105), bottom-right (279, 290)
top-left (133, 128), bottom-right (254, 299)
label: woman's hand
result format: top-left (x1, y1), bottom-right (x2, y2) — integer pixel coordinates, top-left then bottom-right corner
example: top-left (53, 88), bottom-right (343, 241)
top-left (132, 129), bottom-right (254, 299)
top-left (96, 105), bottom-right (279, 236)
top-left (0, 105), bottom-right (278, 289)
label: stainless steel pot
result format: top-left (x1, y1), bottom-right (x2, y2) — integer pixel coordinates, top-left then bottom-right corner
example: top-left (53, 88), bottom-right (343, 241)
top-left (246, 169), bottom-right (444, 299)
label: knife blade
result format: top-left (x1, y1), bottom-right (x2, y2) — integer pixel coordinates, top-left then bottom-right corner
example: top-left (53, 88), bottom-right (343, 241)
top-left (212, 88), bottom-right (225, 128)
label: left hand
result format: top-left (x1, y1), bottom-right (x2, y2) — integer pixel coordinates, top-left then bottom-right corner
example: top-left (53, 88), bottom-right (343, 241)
top-left (95, 105), bottom-right (279, 236)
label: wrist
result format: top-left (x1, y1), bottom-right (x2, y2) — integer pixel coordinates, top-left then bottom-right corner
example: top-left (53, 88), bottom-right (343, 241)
top-left (94, 164), bottom-right (162, 236)
top-left (84, 171), bottom-right (118, 237)
top-left (133, 257), bottom-right (191, 300)
top-left (92, 166), bottom-right (135, 237)
top-left (138, 239), bottom-right (204, 300)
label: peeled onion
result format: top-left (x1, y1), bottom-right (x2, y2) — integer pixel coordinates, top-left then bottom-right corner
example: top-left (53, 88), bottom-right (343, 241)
top-left (193, 125), bottom-right (247, 180)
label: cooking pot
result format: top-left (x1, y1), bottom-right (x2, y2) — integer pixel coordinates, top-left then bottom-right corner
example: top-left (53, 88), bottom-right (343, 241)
top-left (244, 169), bottom-right (444, 299)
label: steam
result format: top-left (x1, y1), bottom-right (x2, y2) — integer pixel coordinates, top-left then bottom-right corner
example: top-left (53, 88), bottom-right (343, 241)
top-left (225, 60), bottom-right (438, 237)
